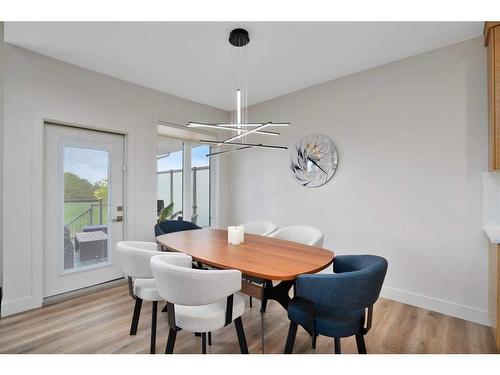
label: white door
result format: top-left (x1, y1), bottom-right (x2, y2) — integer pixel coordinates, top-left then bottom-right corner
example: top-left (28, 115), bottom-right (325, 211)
top-left (44, 124), bottom-right (125, 297)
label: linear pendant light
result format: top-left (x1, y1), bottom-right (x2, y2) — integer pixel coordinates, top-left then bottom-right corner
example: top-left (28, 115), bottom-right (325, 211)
top-left (187, 122), bottom-right (280, 136)
top-left (199, 140), bottom-right (288, 150)
top-left (187, 28), bottom-right (290, 157)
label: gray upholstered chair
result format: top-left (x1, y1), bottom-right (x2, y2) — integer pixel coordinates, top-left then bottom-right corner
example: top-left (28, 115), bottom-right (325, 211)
top-left (284, 255), bottom-right (388, 354)
top-left (239, 221), bottom-right (277, 236)
top-left (268, 225), bottom-right (324, 247)
top-left (150, 253), bottom-right (249, 354)
top-left (116, 241), bottom-right (183, 353)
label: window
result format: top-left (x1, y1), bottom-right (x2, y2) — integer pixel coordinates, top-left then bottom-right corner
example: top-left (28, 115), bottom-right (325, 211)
top-left (157, 138), bottom-right (183, 219)
top-left (157, 138), bottom-right (211, 227)
top-left (64, 146), bottom-right (110, 270)
top-left (191, 145), bottom-right (210, 227)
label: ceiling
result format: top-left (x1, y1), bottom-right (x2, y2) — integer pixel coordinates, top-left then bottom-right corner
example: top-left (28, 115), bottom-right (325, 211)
top-left (157, 136), bottom-right (182, 157)
top-left (5, 22), bottom-right (483, 111)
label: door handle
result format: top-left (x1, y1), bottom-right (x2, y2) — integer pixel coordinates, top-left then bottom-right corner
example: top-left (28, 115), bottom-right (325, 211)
top-left (112, 216), bottom-right (123, 222)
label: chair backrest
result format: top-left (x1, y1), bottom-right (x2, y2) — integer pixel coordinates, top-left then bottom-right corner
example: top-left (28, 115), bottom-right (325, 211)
top-left (268, 225), bottom-right (324, 247)
top-left (150, 253), bottom-right (242, 306)
top-left (239, 221), bottom-right (277, 236)
top-left (116, 241), bottom-right (160, 279)
top-left (155, 220), bottom-right (201, 237)
top-left (296, 255), bottom-right (388, 311)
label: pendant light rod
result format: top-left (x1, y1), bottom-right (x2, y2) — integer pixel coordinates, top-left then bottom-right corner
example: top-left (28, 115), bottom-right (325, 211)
top-left (214, 122), bottom-right (290, 128)
top-left (218, 122), bottom-right (271, 145)
top-left (187, 122), bottom-right (279, 136)
top-left (200, 139), bottom-right (288, 150)
top-left (188, 122), bottom-right (289, 128)
top-left (206, 145), bottom-right (253, 157)
top-left (236, 89), bottom-right (242, 124)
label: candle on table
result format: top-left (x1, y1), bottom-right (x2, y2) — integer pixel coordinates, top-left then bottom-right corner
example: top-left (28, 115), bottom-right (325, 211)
top-left (228, 226), bottom-right (235, 244)
top-left (236, 226), bottom-right (245, 244)
top-left (228, 226), bottom-right (241, 245)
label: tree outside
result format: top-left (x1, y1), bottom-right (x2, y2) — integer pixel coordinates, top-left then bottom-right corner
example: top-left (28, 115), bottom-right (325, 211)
top-left (64, 172), bottom-right (95, 200)
top-left (93, 179), bottom-right (108, 203)
top-left (64, 172), bottom-right (108, 228)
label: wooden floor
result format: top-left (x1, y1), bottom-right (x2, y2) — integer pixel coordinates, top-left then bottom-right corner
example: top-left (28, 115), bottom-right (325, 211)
top-left (0, 283), bottom-right (497, 354)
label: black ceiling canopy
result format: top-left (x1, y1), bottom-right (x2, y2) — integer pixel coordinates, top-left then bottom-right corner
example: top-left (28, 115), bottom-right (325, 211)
top-left (229, 28), bottom-right (250, 47)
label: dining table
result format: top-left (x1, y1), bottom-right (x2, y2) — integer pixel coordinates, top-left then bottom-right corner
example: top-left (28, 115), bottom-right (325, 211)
top-left (156, 228), bottom-right (335, 352)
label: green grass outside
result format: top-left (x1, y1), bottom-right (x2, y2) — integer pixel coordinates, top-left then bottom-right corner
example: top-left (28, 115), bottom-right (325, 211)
top-left (64, 202), bottom-right (108, 229)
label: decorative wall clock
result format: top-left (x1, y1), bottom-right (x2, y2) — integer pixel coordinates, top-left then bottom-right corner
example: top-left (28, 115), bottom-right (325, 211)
top-left (290, 134), bottom-right (338, 188)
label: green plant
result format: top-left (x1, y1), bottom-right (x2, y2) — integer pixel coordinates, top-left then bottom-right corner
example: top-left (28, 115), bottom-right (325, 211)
top-left (157, 202), bottom-right (174, 224)
top-left (93, 180), bottom-right (108, 203)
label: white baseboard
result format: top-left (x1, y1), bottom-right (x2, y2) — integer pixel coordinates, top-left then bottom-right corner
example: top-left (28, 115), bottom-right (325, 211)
top-left (381, 286), bottom-right (490, 326)
top-left (1, 279), bottom-right (126, 318)
top-left (1, 296), bottom-right (35, 317)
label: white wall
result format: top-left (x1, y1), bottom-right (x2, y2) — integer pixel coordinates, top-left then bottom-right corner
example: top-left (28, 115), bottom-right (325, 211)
top-left (1, 45), bottom-right (230, 316)
top-left (0, 23), bottom-right (4, 308)
top-left (230, 37), bottom-right (490, 325)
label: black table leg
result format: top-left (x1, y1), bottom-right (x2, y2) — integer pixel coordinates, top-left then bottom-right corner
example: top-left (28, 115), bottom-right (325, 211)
top-left (254, 279), bottom-right (295, 354)
top-left (262, 279), bottom-right (295, 310)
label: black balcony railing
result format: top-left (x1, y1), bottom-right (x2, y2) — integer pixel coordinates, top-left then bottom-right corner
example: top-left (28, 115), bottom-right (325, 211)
top-left (65, 199), bottom-right (104, 237)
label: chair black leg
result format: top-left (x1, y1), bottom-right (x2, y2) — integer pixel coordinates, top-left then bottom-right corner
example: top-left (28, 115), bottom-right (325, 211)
top-left (150, 301), bottom-right (157, 354)
top-left (165, 328), bottom-right (177, 354)
top-left (284, 321), bottom-right (298, 354)
top-left (130, 298), bottom-right (142, 335)
top-left (355, 334), bottom-right (367, 354)
top-left (234, 317), bottom-right (249, 354)
top-left (334, 337), bottom-right (341, 354)
top-left (312, 333), bottom-right (317, 349)
top-left (249, 296), bottom-right (253, 308)
top-left (202, 332), bottom-right (207, 354)
top-left (208, 332), bottom-right (212, 346)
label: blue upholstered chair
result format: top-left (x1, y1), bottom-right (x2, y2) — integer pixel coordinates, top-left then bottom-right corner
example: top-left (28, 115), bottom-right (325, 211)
top-left (284, 255), bottom-right (388, 354)
top-left (154, 220), bottom-right (201, 237)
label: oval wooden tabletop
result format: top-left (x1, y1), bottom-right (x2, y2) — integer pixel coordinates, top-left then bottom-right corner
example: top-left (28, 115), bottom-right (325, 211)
top-left (156, 229), bottom-right (335, 281)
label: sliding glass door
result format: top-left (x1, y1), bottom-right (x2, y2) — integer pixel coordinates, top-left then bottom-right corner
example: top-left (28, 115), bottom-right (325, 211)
top-left (157, 137), bottom-right (211, 227)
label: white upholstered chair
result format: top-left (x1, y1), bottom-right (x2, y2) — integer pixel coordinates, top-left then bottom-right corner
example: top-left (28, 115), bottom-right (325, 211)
top-left (239, 221), bottom-right (277, 236)
top-left (116, 241), bottom-right (182, 354)
top-left (268, 225), bottom-right (324, 247)
top-left (150, 253), bottom-right (249, 354)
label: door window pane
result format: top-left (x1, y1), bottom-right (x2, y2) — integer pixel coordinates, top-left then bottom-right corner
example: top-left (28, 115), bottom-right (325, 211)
top-left (157, 138), bottom-right (183, 219)
top-left (191, 145), bottom-right (210, 227)
top-left (64, 146), bottom-right (110, 271)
